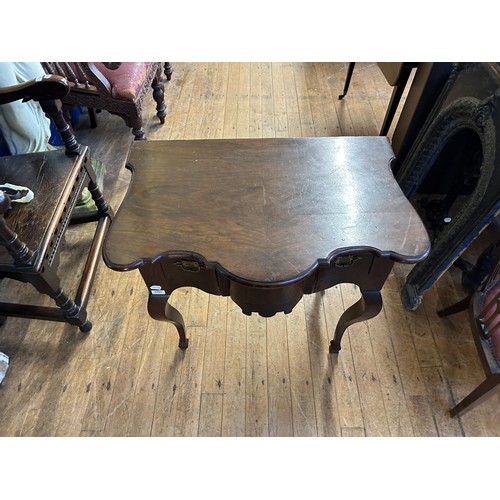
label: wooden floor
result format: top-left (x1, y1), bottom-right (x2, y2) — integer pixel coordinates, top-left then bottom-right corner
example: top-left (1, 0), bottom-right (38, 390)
top-left (0, 62), bottom-right (499, 437)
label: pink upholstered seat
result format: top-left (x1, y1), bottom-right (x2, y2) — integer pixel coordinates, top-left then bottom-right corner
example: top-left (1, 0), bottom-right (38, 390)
top-left (42, 62), bottom-right (170, 140)
top-left (94, 62), bottom-right (155, 101)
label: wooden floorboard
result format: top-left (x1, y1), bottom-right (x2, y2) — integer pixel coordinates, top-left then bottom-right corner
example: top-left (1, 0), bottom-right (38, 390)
top-left (1, 62), bottom-right (499, 438)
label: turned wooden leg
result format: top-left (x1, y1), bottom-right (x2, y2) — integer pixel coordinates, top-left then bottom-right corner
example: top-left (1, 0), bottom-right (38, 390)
top-left (152, 77), bottom-right (166, 124)
top-left (128, 114), bottom-right (145, 141)
top-left (329, 289), bottom-right (383, 353)
top-left (146, 286), bottom-right (188, 349)
top-left (132, 127), bottom-right (146, 140)
top-left (164, 63), bottom-right (173, 81)
top-left (51, 286), bottom-right (92, 332)
top-left (39, 98), bottom-right (79, 155)
top-left (83, 153), bottom-right (111, 216)
top-left (87, 170), bottom-right (113, 218)
top-left (30, 271), bottom-right (91, 332)
top-left (31, 266), bottom-right (92, 331)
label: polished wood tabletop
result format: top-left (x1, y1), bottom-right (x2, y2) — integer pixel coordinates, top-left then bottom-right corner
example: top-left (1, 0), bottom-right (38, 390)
top-left (103, 137), bottom-right (430, 352)
top-left (105, 137), bottom-right (429, 277)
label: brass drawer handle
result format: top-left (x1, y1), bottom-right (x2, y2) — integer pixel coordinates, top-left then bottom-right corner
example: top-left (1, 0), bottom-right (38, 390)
top-left (334, 255), bottom-right (361, 268)
top-left (175, 260), bottom-right (204, 272)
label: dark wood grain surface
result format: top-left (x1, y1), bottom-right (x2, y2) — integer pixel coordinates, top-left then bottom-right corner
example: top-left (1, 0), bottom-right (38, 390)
top-left (0, 148), bottom-right (87, 270)
top-left (104, 137), bottom-right (430, 282)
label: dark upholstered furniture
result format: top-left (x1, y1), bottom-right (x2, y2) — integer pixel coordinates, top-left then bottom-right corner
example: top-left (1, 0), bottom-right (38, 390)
top-left (41, 62), bottom-right (170, 140)
top-left (438, 247), bottom-right (500, 417)
top-left (0, 75), bottom-right (113, 331)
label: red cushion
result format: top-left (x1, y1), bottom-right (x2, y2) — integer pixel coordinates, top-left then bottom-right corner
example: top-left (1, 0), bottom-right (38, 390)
top-left (94, 62), bottom-right (155, 101)
top-left (483, 281), bottom-right (500, 357)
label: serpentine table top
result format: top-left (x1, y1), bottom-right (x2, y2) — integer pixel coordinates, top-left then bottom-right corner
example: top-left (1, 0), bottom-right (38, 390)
top-left (103, 136), bottom-right (430, 353)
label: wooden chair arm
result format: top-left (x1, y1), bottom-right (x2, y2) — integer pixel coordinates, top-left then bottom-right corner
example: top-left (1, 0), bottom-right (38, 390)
top-left (0, 72), bottom-right (79, 155)
top-left (0, 74), bottom-right (70, 106)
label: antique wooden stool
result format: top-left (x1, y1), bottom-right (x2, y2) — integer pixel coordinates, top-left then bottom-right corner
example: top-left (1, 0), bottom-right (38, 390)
top-left (103, 137), bottom-right (430, 352)
top-left (0, 75), bottom-right (113, 331)
top-left (0, 147), bottom-right (112, 331)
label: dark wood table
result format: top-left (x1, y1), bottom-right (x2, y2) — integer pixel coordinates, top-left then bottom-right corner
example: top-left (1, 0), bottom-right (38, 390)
top-left (103, 137), bottom-right (430, 353)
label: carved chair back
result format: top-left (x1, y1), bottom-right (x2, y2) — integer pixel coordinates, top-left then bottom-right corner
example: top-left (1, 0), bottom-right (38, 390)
top-left (42, 63), bottom-right (114, 97)
top-left (41, 62), bottom-right (167, 140)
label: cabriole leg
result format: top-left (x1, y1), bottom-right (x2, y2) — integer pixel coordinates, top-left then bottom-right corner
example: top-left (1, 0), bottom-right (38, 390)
top-left (329, 289), bottom-right (383, 353)
top-left (146, 288), bottom-right (188, 349)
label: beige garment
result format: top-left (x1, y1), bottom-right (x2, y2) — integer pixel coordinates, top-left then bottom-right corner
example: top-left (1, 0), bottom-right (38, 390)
top-left (0, 62), bottom-right (52, 154)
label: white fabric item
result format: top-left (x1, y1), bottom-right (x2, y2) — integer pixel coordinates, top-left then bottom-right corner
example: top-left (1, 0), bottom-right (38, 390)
top-left (0, 352), bottom-right (8, 384)
top-left (0, 182), bottom-right (34, 203)
top-left (0, 62), bottom-right (51, 154)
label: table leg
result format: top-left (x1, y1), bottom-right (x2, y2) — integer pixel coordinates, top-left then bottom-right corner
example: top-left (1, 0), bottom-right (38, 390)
top-left (147, 290), bottom-right (189, 349)
top-left (329, 289), bottom-right (382, 353)
top-left (338, 62), bottom-right (355, 99)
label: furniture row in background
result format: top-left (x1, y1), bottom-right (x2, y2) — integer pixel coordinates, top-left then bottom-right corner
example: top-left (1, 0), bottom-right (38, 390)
top-left (339, 62), bottom-right (418, 136)
top-left (41, 62), bottom-right (173, 140)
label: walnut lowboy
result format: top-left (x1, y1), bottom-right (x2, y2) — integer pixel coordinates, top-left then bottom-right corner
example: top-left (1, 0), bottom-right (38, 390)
top-left (103, 137), bottom-right (430, 353)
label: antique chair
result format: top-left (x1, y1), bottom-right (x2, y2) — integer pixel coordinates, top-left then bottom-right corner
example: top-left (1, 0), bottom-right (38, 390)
top-left (437, 245), bottom-right (500, 417)
top-left (339, 62), bottom-right (417, 136)
top-left (41, 62), bottom-right (169, 140)
top-left (0, 74), bottom-right (113, 331)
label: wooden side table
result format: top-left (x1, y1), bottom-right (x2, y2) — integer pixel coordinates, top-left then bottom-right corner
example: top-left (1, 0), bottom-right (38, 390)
top-left (103, 137), bottom-right (430, 353)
